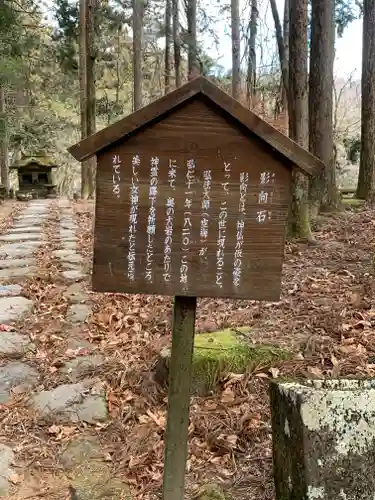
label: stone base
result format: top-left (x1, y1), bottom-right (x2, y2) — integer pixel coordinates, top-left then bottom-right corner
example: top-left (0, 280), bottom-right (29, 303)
top-left (270, 379), bottom-right (375, 500)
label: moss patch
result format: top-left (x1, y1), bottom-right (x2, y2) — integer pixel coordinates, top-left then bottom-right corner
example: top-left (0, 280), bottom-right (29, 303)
top-left (197, 483), bottom-right (227, 500)
top-left (155, 328), bottom-right (291, 395)
top-left (341, 198), bottom-right (365, 209)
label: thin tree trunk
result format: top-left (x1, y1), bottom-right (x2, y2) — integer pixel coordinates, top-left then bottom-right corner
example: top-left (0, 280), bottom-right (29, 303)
top-left (288, 0), bottom-right (313, 242)
top-left (0, 86), bottom-right (9, 192)
top-left (357, 0), bottom-right (375, 200)
top-left (187, 0), bottom-right (198, 79)
top-left (172, 0), bottom-right (181, 87)
top-left (282, 0), bottom-right (289, 120)
top-left (270, 0), bottom-right (288, 99)
top-left (231, 0), bottom-right (241, 99)
top-left (86, 0), bottom-right (97, 198)
top-left (165, 0), bottom-right (172, 94)
top-left (309, 0), bottom-right (337, 214)
top-left (133, 0), bottom-right (144, 110)
top-left (79, 0), bottom-right (90, 199)
top-left (247, 0), bottom-right (258, 105)
top-left (115, 27), bottom-right (121, 105)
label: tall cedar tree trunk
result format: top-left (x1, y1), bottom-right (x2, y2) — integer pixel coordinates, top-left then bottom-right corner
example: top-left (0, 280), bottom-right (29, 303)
top-left (288, 0), bottom-right (313, 241)
top-left (0, 87), bottom-right (9, 191)
top-left (357, 0), bottom-right (375, 200)
top-left (270, 0), bottom-right (288, 102)
top-left (133, 0), bottom-right (144, 110)
top-left (165, 0), bottom-right (172, 93)
top-left (282, 0), bottom-right (289, 121)
top-left (172, 0), bottom-right (181, 87)
top-left (246, 0), bottom-right (258, 105)
top-left (231, 0), bottom-right (241, 99)
top-left (86, 0), bottom-right (97, 198)
top-left (79, 0), bottom-right (89, 199)
top-left (187, 0), bottom-right (198, 80)
top-left (309, 0), bottom-right (336, 215)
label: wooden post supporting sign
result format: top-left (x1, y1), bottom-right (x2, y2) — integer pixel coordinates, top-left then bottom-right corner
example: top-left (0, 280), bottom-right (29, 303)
top-left (163, 296), bottom-right (196, 500)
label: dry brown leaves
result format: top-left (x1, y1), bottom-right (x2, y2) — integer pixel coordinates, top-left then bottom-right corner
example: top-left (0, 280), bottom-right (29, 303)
top-left (1, 201), bottom-right (375, 500)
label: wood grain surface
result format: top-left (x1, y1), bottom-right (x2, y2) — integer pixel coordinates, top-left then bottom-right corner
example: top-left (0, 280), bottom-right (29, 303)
top-left (93, 97), bottom-right (292, 300)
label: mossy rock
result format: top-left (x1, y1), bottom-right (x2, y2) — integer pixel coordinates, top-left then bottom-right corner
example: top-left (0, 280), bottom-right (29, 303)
top-left (155, 328), bottom-right (291, 395)
top-left (61, 436), bottom-right (131, 499)
top-left (341, 198), bottom-right (365, 209)
top-left (197, 483), bottom-right (227, 500)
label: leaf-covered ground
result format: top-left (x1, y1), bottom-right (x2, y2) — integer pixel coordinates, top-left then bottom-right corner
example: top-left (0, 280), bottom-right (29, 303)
top-left (1, 200), bottom-right (374, 500)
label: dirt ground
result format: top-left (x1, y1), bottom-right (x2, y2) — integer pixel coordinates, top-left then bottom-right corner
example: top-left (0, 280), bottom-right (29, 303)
top-left (1, 201), bottom-right (374, 500)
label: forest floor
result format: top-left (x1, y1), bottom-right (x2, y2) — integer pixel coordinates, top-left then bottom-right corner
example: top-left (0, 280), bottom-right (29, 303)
top-left (0, 198), bottom-right (374, 500)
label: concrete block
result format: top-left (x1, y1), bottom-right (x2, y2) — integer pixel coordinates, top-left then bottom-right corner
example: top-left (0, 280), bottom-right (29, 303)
top-left (270, 379), bottom-right (375, 500)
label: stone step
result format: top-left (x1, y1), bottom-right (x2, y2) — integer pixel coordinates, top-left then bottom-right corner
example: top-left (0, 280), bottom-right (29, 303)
top-left (32, 381), bottom-right (107, 424)
top-left (0, 296), bottom-right (33, 323)
top-left (0, 258), bottom-right (36, 269)
top-left (0, 242), bottom-right (40, 257)
top-left (0, 233), bottom-right (42, 242)
top-left (0, 266), bottom-right (38, 279)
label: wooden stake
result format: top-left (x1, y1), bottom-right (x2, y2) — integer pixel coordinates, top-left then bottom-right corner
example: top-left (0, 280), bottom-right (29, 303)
top-left (162, 295), bottom-right (197, 500)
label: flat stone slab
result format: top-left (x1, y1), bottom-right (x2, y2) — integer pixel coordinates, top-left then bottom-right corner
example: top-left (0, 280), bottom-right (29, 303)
top-left (271, 379), bottom-right (375, 500)
top-left (15, 213), bottom-right (48, 220)
top-left (61, 221), bottom-right (76, 230)
top-left (0, 296), bottom-right (33, 323)
top-left (32, 382), bottom-right (107, 424)
top-left (0, 285), bottom-right (22, 296)
top-left (0, 233), bottom-right (41, 242)
top-left (0, 444), bottom-right (15, 496)
top-left (64, 283), bottom-right (90, 304)
top-left (0, 332), bottom-right (34, 356)
top-left (60, 229), bottom-right (76, 237)
top-left (62, 241), bottom-right (77, 250)
top-left (0, 242), bottom-right (40, 257)
top-left (0, 267), bottom-right (38, 279)
top-left (54, 252), bottom-right (83, 265)
top-left (62, 355), bottom-right (105, 382)
top-left (12, 221), bottom-right (43, 228)
top-left (67, 304), bottom-right (92, 323)
top-left (0, 259), bottom-right (36, 269)
top-left (7, 227), bottom-right (42, 234)
top-left (62, 270), bottom-right (86, 281)
top-left (60, 436), bottom-right (103, 469)
top-left (0, 362), bottom-right (39, 403)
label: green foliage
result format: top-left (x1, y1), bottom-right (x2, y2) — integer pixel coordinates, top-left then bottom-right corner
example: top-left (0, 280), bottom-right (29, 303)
top-left (335, 0), bottom-right (362, 37)
top-left (343, 135), bottom-right (361, 164)
top-left (53, 0), bottom-right (79, 73)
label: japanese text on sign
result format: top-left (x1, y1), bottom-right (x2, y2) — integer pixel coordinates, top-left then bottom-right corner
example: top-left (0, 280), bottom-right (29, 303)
top-left (127, 155), bottom-right (140, 281)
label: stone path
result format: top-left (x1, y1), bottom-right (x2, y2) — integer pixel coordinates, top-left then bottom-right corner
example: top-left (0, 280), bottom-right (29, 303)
top-left (0, 199), bottom-right (126, 499)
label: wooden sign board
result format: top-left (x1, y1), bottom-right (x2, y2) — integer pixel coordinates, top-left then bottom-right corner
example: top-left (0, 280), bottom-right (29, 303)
top-left (69, 77), bottom-right (323, 301)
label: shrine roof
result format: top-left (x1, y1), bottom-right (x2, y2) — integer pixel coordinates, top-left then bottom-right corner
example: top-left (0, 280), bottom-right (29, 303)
top-left (10, 151), bottom-right (58, 170)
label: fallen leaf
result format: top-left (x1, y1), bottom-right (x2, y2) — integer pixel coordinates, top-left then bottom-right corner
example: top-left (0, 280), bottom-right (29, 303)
top-left (221, 387), bottom-right (235, 403)
top-left (8, 473), bottom-right (21, 484)
top-left (269, 367), bottom-right (280, 378)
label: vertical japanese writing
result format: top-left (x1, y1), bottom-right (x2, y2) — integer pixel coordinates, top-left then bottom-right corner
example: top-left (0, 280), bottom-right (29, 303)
top-left (180, 159), bottom-right (196, 288)
top-left (164, 162), bottom-right (177, 282)
top-left (216, 161), bottom-right (231, 288)
top-left (145, 157), bottom-right (159, 282)
top-left (257, 171), bottom-right (273, 223)
top-left (112, 154), bottom-right (121, 198)
top-left (199, 170), bottom-right (212, 262)
top-left (127, 154), bottom-right (140, 281)
top-left (233, 172), bottom-right (248, 287)
top-left (168, 159), bottom-right (177, 190)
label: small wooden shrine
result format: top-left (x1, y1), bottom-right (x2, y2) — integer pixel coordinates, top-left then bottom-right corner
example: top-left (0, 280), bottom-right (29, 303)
top-left (10, 151), bottom-right (58, 198)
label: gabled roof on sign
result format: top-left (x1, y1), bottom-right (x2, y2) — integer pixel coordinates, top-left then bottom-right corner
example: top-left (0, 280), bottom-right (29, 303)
top-left (68, 75), bottom-right (324, 177)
